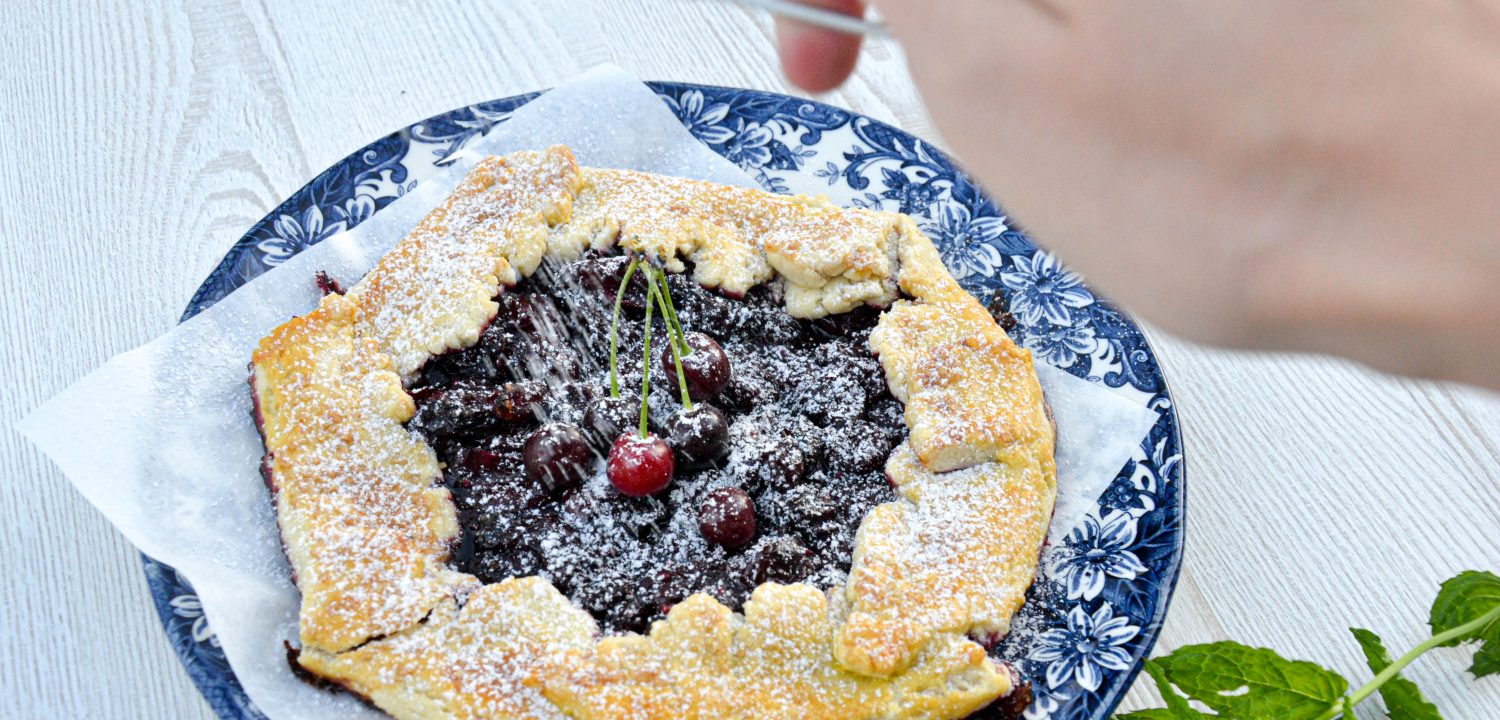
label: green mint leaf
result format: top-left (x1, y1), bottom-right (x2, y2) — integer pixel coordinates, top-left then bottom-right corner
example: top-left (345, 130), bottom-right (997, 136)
top-left (1473, 643), bottom-right (1500, 679)
top-left (1428, 570), bottom-right (1500, 678)
top-left (1156, 641), bottom-right (1347, 719)
top-left (1115, 711), bottom-right (1195, 719)
top-left (1350, 627), bottom-right (1443, 720)
top-left (1138, 659), bottom-right (1213, 718)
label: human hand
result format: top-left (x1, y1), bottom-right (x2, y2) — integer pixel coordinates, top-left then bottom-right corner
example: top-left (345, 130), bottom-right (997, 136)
top-left (778, 1), bottom-right (1500, 388)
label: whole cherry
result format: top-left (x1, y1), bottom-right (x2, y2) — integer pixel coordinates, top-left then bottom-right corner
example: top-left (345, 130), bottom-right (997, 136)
top-left (698, 487), bottom-right (756, 549)
top-left (582, 254), bottom-right (648, 311)
top-left (660, 331), bottom-right (731, 400)
top-left (582, 395), bottom-right (635, 449)
top-left (668, 404), bottom-right (730, 468)
top-left (522, 423), bottom-right (593, 492)
top-left (607, 433), bottom-right (675, 497)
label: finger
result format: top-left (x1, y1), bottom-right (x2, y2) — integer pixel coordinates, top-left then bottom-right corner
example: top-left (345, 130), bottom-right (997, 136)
top-left (774, 0), bottom-right (866, 92)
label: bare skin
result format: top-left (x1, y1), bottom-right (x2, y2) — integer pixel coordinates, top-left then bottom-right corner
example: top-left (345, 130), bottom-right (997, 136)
top-left (777, 1), bottom-right (1500, 389)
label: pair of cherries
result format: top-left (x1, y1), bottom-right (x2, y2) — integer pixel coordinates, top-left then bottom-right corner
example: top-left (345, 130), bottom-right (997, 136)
top-left (521, 258), bottom-right (750, 548)
top-left (519, 331), bottom-right (731, 497)
top-left (600, 259), bottom-right (732, 495)
top-left (601, 401), bottom-right (754, 551)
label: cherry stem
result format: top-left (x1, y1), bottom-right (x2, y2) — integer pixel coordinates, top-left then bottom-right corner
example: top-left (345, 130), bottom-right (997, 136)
top-left (609, 258), bottom-right (639, 399)
top-left (639, 271), bottom-right (655, 438)
top-left (647, 269), bottom-right (693, 409)
top-left (654, 265), bottom-right (690, 355)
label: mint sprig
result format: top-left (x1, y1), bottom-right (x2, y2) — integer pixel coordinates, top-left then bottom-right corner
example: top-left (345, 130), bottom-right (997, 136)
top-left (1131, 659), bottom-right (1211, 719)
top-left (1147, 642), bottom-right (1346, 719)
top-left (1350, 628), bottom-right (1441, 719)
top-left (1429, 571), bottom-right (1500, 678)
top-left (1117, 570), bottom-right (1500, 719)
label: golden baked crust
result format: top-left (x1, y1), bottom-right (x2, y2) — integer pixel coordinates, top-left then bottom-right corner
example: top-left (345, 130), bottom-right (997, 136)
top-left (869, 300), bottom-right (1051, 473)
top-left (351, 148), bottom-right (583, 381)
top-left (834, 443), bottom-right (1055, 678)
top-left (298, 578), bottom-right (596, 720)
top-left (251, 146), bottom-right (1056, 718)
top-left (251, 292), bottom-right (478, 652)
top-left (552, 167), bottom-right (900, 317)
top-left (302, 581), bottom-right (1009, 720)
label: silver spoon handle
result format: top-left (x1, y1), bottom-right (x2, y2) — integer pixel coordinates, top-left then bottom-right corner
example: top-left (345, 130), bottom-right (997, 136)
top-left (727, 0), bottom-right (890, 37)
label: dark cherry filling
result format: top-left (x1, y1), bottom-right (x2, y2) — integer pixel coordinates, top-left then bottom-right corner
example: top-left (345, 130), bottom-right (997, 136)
top-left (405, 251), bottom-right (902, 635)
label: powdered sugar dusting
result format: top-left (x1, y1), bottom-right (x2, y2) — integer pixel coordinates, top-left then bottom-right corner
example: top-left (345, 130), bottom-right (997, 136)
top-left (251, 147), bottom-right (1052, 717)
top-left (299, 578), bottom-right (596, 720)
top-left (352, 149), bottom-right (582, 381)
top-left (556, 168), bottom-right (899, 316)
top-left (835, 441), bottom-right (1055, 677)
top-left (250, 293), bottom-right (476, 653)
top-left (250, 149), bottom-right (584, 654)
top-left (407, 251), bottom-right (903, 635)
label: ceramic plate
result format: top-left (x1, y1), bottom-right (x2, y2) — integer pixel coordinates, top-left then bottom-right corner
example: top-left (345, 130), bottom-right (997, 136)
top-left (143, 82), bottom-right (1186, 720)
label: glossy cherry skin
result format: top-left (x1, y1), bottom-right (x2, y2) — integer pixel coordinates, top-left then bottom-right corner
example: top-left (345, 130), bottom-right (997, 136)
top-left (698, 487), bottom-right (756, 549)
top-left (522, 423), bottom-right (593, 492)
top-left (583, 396), bottom-right (636, 449)
top-left (668, 404), bottom-right (730, 468)
top-left (580, 254), bottom-right (647, 310)
top-left (660, 332), bottom-right (731, 401)
top-left (607, 433), bottom-right (675, 497)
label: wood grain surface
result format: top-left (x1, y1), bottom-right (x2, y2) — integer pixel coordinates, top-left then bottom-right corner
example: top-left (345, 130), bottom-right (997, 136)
top-left (4, 1), bottom-right (1498, 717)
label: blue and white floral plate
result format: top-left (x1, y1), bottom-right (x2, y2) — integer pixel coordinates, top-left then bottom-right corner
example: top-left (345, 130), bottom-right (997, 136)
top-left (144, 82), bottom-right (1185, 720)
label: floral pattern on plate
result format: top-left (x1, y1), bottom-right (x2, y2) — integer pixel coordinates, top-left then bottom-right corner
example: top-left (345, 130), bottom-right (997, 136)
top-left (149, 82), bottom-right (1185, 720)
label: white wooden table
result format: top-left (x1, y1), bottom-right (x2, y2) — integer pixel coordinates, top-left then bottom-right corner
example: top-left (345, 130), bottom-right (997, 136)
top-left (5, 1), bottom-right (1499, 717)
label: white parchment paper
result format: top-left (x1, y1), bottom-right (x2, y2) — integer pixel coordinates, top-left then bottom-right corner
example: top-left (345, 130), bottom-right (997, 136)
top-left (18, 66), bottom-right (1159, 719)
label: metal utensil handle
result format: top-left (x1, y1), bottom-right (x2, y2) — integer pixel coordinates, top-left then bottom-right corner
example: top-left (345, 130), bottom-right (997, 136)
top-left (728, 0), bottom-right (889, 37)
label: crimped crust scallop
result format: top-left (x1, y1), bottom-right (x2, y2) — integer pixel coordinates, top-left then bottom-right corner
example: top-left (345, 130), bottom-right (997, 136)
top-left (251, 146), bottom-right (1055, 719)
